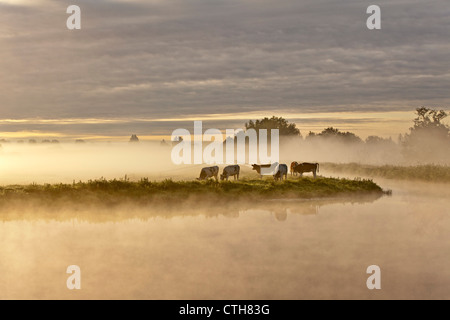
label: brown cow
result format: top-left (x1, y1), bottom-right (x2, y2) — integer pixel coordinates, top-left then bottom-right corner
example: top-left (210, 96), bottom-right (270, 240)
top-left (290, 161), bottom-right (299, 176)
top-left (293, 163), bottom-right (320, 178)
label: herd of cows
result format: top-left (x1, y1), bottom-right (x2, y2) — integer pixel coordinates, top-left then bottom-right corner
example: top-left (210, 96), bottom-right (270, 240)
top-left (197, 162), bottom-right (320, 181)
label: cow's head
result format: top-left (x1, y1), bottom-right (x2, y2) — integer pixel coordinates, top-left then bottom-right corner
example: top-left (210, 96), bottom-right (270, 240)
top-left (251, 164), bottom-right (258, 171)
top-left (220, 174), bottom-right (225, 181)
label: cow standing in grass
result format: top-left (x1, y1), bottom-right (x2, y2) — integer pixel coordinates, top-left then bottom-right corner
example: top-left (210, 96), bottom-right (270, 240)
top-left (197, 166), bottom-right (219, 181)
top-left (274, 164), bottom-right (288, 181)
top-left (220, 165), bottom-right (240, 181)
top-left (290, 161), bottom-right (299, 176)
top-left (293, 163), bottom-right (320, 178)
top-left (252, 163), bottom-right (278, 179)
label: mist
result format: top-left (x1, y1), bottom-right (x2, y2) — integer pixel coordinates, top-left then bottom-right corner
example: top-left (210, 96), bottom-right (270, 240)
top-left (0, 139), bottom-right (449, 300)
top-left (281, 133), bottom-right (449, 166)
top-left (0, 178), bottom-right (448, 300)
top-left (0, 132), bottom-right (448, 185)
top-left (0, 142), bottom-right (177, 184)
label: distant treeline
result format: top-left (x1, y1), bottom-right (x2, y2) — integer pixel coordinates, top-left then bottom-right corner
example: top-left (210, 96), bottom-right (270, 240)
top-left (246, 108), bottom-right (449, 145)
top-left (246, 109), bottom-right (450, 164)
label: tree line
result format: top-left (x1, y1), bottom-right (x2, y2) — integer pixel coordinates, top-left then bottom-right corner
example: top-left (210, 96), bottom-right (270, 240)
top-left (244, 109), bottom-right (450, 149)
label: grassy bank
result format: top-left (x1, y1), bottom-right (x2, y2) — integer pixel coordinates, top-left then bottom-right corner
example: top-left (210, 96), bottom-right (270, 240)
top-left (0, 177), bottom-right (384, 207)
top-left (323, 163), bottom-right (450, 183)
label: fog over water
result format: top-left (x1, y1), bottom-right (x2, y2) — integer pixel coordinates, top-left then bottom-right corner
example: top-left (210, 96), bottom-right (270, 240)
top-left (1, 0), bottom-right (449, 300)
top-left (0, 177), bottom-right (449, 300)
top-left (0, 142), bottom-right (448, 299)
top-left (0, 138), bottom-right (448, 185)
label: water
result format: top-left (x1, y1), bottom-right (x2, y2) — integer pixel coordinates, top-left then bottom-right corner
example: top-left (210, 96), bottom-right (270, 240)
top-left (0, 179), bottom-right (449, 300)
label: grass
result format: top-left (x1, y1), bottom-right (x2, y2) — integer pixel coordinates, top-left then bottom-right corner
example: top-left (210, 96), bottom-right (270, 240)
top-left (0, 177), bottom-right (384, 207)
top-left (323, 163), bottom-right (450, 183)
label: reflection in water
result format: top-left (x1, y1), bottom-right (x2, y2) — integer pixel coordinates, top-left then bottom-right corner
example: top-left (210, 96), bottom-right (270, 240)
top-left (0, 194), bottom-right (383, 223)
top-left (260, 194), bottom-right (383, 222)
top-left (0, 186), bottom-right (449, 300)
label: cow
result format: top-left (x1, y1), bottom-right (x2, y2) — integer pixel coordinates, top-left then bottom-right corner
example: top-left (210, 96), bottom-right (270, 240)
top-left (293, 163), bottom-right (320, 178)
top-left (273, 164), bottom-right (288, 181)
top-left (290, 161), bottom-right (299, 176)
top-left (220, 165), bottom-right (240, 181)
top-left (197, 166), bottom-right (219, 181)
top-left (252, 163), bottom-right (279, 178)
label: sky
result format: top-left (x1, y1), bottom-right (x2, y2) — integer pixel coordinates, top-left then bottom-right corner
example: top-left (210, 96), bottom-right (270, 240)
top-left (0, 0), bottom-right (449, 141)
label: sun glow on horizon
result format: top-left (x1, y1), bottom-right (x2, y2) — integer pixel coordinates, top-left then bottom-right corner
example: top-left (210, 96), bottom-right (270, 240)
top-left (0, 110), bottom-right (447, 141)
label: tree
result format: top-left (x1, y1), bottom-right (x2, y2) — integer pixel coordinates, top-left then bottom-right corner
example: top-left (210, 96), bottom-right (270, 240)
top-left (365, 136), bottom-right (395, 146)
top-left (310, 127), bottom-right (362, 143)
top-left (245, 116), bottom-right (301, 137)
top-left (403, 107), bottom-right (450, 162)
top-left (129, 134), bottom-right (140, 143)
top-left (318, 127), bottom-right (341, 138)
top-left (412, 107), bottom-right (448, 132)
top-left (404, 107), bottom-right (449, 142)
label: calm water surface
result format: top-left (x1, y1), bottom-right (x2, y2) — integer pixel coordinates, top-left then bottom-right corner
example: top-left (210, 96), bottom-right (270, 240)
top-left (0, 179), bottom-right (449, 299)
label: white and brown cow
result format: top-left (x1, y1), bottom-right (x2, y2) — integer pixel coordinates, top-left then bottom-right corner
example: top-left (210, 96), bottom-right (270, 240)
top-left (197, 166), bottom-right (219, 181)
top-left (220, 165), bottom-right (240, 181)
top-left (252, 162), bottom-right (279, 178)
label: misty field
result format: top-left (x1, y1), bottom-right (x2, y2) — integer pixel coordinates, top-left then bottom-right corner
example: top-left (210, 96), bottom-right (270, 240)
top-left (323, 163), bottom-right (450, 183)
top-left (0, 177), bottom-right (384, 208)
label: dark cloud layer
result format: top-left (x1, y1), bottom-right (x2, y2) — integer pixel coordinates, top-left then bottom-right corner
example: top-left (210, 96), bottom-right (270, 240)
top-left (0, 0), bottom-right (449, 135)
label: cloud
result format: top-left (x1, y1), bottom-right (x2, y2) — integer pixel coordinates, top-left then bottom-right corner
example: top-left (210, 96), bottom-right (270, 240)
top-left (0, 0), bottom-right (449, 137)
top-left (0, 0), bottom-right (42, 5)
